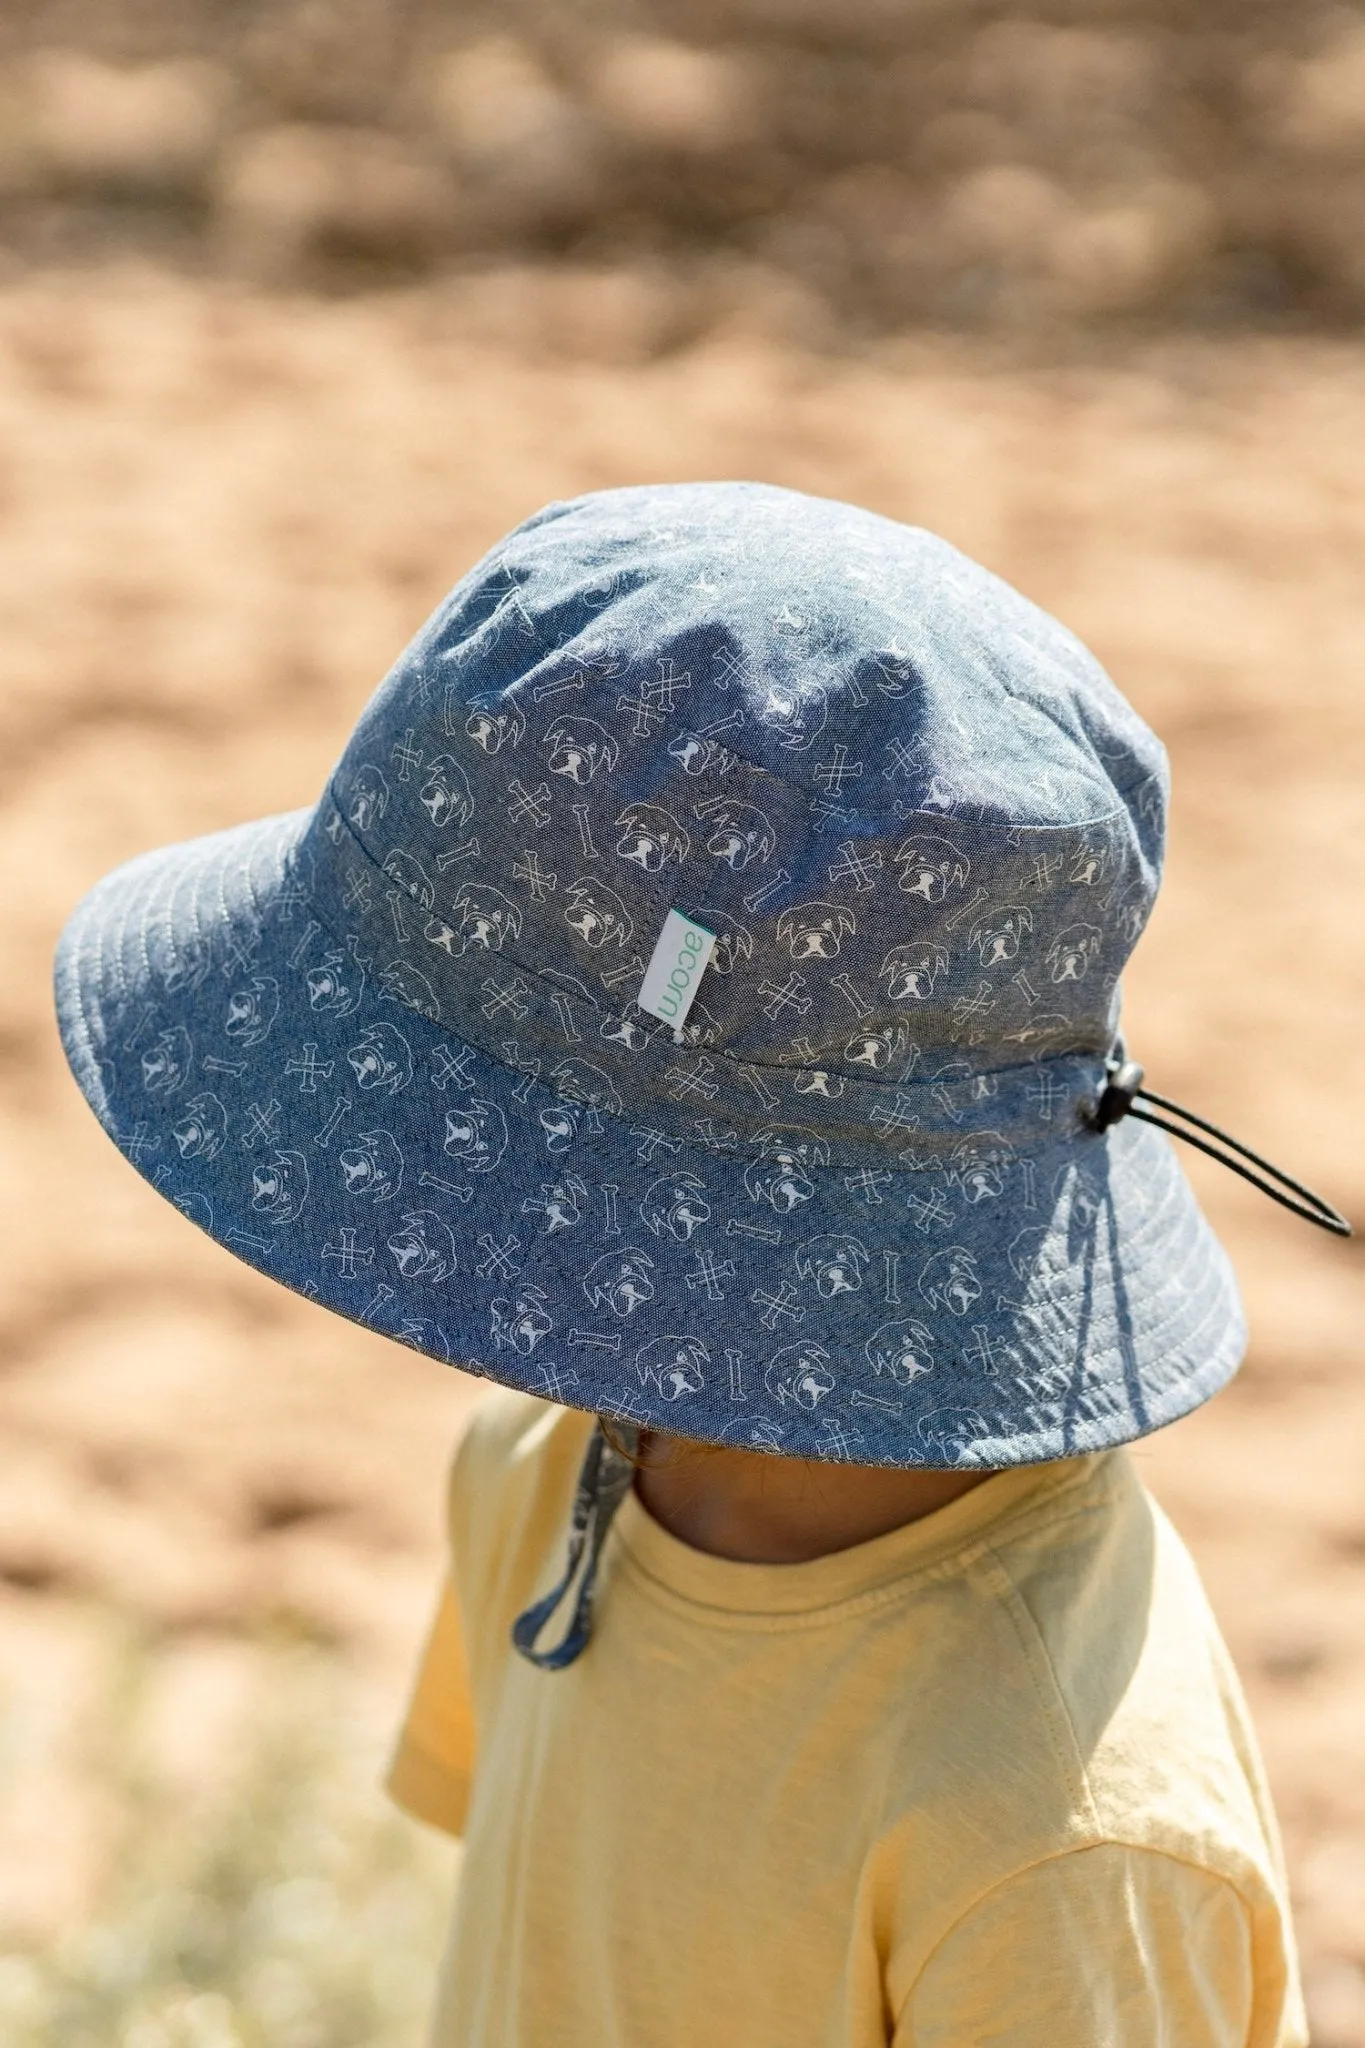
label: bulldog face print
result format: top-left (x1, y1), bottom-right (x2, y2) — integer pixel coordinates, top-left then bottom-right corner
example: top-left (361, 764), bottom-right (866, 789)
top-left (461, 691), bottom-right (525, 754)
top-left (306, 946), bottom-right (366, 1017)
top-left (170, 1091), bottom-right (228, 1162)
top-left (224, 976), bottom-right (279, 1048)
top-left (871, 647), bottom-right (916, 698)
top-left (864, 1319), bottom-right (936, 1387)
top-left (541, 715), bottom-right (619, 786)
top-left (381, 849), bottom-right (436, 911)
top-left (338, 1128), bottom-right (405, 1202)
top-left (550, 1058), bottom-right (624, 1117)
top-left (564, 878), bottom-right (634, 950)
top-left (792, 1067), bottom-right (845, 1099)
top-left (1045, 924), bottom-right (1102, 984)
top-left (343, 763), bottom-right (389, 833)
top-left (776, 900), bottom-right (856, 962)
top-left (386, 1209), bottom-right (458, 1284)
top-left (743, 1131), bottom-right (830, 1214)
top-left (345, 1021), bottom-right (414, 1095)
top-left (539, 1100), bottom-right (581, 1152)
top-left (1006, 1227), bottom-right (1051, 1284)
top-left (639, 1173), bottom-right (711, 1242)
top-left (378, 958), bottom-right (440, 1024)
top-left (918, 1246), bottom-right (983, 1317)
top-left (915, 1407), bottom-right (990, 1465)
top-left (894, 835), bottom-right (971, 904)
top-left (968, 905), bottom-right (1034, 968)
top-left (1052, 1165), bottom-right (1102, 1236)
top-left (251, 1147), bottom-right (310, 1223)
top-left (765, 1342), bottom-right (835, 1410)
top-left (443, 1098), bottom-right (508, 1175)
top-left (581, 1247), bottom-right (656, 1319)
top-left (426, 884), bottom-right (522, 957)
top-left (761, 682), bottom-right (827, 750)
top-left (880, 943), bottom-right (950, 1003)
top-left (635, 1335), bottom-right (710, 1402)
top-left (614, 803), bottom-right (690, 873)
top-left (153, 932), bottom-right (211, 996)
top-left (949, 1134), bottom-right (1013, 1203)
top-left (722, 1415), bottom-right (787, 1451)
top-left (795, 1233), bottom-right (869, 1298)
top-left (843, 1022), bottom-right (912, 1073)
top-left (522, 1174), bottom-right (589, 1233)
top-left (688, 907), bottom-right (753, 975)
top-left (599, 1011), bottom-right (652, 1052)
top-left (140, 1026), bottom-right (194, 1096)
top-left (1068, 839), bottom-right (1112, 888)
top-left (667, 731), bottom-right (733, 778)
top-left (669, 997), bottom-right (721, 1051)
top-left (1108, 890), bottom-right (1147, 947)
top-left (740, 1138), bottom-right (826, 1212)
top-left (693, 799), bottom-right (776, 872)
top-left (418, 753), bottom-right (476, 833)
top-left (490, 1284), bottom-right (553, 1355)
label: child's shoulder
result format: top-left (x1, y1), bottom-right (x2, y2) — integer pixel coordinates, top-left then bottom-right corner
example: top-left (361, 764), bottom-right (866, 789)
top-left (455, 1383), bottom-right (584, 1471)
top-left (954, 1454), bottom-right (1278, 1882)
top-left (445, 1389), bottom-right (593, 1601)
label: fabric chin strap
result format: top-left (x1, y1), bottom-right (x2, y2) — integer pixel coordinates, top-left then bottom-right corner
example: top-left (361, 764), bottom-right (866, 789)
top-left (511, 1421), bottom-right (641, 1670)
top-left (512, 1058), bottom-right (1350, 1675)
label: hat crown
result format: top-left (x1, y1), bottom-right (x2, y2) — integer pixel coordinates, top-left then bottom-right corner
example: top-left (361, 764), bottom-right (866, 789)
top-left (312, 484), bottom-right (1166, 1148)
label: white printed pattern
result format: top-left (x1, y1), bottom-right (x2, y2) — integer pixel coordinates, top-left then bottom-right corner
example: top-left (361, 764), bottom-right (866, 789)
top-left (111, 831), bottom-right (1201, 1468)
top-left (75, 487), bottom-right (1230, 1466)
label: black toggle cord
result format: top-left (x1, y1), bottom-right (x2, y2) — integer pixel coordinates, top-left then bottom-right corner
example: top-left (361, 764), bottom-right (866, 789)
top-left (513, 1060), bottom-right (1351, 1673)
top-left (1090, 1059), bottom-right (1352, 1238)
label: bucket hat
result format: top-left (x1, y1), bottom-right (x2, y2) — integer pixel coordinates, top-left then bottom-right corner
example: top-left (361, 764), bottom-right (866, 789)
top-left (55, 482), bottom-right (1253, 1471)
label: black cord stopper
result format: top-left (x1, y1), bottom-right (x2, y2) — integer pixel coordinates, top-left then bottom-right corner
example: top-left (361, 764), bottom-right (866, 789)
top-left (1086, 1056), bottom-right (1352, 1238)
top-left (1093, 1059), bottom-right (1146, 1131)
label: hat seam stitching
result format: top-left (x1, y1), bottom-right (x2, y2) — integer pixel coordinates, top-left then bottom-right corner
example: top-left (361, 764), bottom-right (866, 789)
top-left (319, 792), bottom-right (1110, 1152)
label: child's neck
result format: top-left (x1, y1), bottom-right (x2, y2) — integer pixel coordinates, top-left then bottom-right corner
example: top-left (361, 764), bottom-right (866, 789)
top-left (633, 1435), bottom-right (994, 1564)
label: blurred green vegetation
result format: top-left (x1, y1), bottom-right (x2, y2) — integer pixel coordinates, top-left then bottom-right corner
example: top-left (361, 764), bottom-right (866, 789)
top-left (0, 1629), bottom-right (452, 2048)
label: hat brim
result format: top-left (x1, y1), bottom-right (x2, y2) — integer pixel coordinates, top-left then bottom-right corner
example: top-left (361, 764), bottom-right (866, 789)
top-left (55, 808), bottom-right (1245, 1468)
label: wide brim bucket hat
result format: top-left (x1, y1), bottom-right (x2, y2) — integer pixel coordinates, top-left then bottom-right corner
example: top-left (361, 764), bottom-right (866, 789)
top-left (55, 482), bottom-right (1247, 1470)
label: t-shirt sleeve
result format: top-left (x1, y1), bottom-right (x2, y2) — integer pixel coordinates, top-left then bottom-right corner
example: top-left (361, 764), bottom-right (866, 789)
top-left (384, 1571), bottom-right (477, 1838)
top-left (896, 1843), bottom-right (1273, 2048)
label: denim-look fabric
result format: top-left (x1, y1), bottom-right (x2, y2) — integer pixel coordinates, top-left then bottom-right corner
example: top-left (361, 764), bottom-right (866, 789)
top-left (54, 483), bottom-right (1245, 1467)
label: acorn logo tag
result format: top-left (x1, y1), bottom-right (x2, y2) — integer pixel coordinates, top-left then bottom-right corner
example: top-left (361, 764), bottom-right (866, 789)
top-left (637, 910), bottom-right (718, 1027)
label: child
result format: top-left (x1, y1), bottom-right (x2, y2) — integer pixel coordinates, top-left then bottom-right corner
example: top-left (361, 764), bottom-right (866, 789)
top-left (56, 483), bottom-right (1347, 2046)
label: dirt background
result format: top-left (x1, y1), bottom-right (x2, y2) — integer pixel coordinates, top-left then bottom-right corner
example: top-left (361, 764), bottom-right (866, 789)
top-left (7, 0), bottom-right (1365, 336)
top-left (1, 5), bottom-right (1364, 2044)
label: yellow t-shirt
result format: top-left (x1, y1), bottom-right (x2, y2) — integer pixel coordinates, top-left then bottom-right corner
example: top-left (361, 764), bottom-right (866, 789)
top-left (388, 1389), bottom-right (1306, 2048)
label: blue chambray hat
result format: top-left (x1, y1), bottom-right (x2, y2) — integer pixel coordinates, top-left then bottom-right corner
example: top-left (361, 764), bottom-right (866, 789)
top-left (55, 481), bottom-right (1248, 1470)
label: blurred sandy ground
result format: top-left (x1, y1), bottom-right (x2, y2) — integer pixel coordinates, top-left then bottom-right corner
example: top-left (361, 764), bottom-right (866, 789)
top-left (0, 264), bottom-right (1361, 2036)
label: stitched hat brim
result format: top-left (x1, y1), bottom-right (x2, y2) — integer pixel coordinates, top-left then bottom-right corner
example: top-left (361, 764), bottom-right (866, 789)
top-left (55, 808), bottom-right (1246, 1468)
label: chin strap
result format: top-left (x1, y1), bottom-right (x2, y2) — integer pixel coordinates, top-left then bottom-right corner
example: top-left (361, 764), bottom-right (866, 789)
top-left (511, 1420), bottom-right (640, 1670)
top-left (513, 1066), bottom-right (1348, 1674)
top-left (1090, 1058), bottom-right (1352, 1238)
